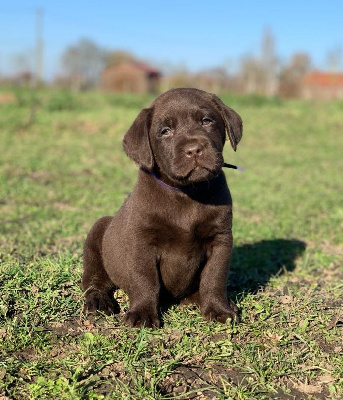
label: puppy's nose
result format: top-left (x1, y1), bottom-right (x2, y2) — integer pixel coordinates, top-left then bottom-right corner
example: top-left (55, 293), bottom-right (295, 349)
top-left (185, 143), bottom-right (204, 158)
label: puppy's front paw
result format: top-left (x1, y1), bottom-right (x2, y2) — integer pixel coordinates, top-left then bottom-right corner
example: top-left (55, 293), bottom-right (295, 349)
top-left (124, 307), bottom-right (161, 328)
top-left (84, 291), bottom-right (119, 315)
top-left (202, 300), bottom-right (239, 323)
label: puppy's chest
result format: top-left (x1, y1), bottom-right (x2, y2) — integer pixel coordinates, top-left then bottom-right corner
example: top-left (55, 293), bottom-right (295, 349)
top-left (145, 210), bottom-right (218, 250)
top-left (143, 210), bottom-right (223, 296)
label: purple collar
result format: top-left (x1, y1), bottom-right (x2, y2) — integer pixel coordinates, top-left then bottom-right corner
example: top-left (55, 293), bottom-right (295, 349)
top-left (149, 171), bottom-right (183, 193)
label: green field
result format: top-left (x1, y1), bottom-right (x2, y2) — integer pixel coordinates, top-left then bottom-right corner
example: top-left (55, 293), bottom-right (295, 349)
top-left (0, 89), bottom-right (342, 399)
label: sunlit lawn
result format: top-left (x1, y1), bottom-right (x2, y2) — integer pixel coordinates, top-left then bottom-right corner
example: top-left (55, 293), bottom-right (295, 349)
top-left (0, 89), bottom-right (342, 399)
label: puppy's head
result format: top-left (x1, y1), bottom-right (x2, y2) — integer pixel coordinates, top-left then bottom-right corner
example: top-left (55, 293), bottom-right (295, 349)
top-left (123, 88), bottom-right (242, 186)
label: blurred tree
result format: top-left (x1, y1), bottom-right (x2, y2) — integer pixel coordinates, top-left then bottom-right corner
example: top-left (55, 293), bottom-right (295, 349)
top-left (5, 53), bottom-right (34, 87)
top-left (159, 67), bottom-right (188, 92)
top-left (11, 53), bottom-right (32, 75)
top-left (239, 55), bottom-right (263, 94)
top-left (326, 46), bottom-right (342, 72)
top-left (61, 38), bottom-right (106, 90)
top-left (279, 52), bottom-right (312, 98)
top-left (105, 50), bottom-right (137, 67)
top-left (238, 28), bottom-right (279, 95)
top-left (261, 28), bottom-right (279, 95)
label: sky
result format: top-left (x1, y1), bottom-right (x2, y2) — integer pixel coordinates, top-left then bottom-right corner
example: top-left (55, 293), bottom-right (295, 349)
top-left (1, 0), bottom-right (342, 80)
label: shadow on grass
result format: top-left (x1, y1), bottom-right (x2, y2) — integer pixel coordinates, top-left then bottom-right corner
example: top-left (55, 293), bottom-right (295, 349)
top-left (229, 238), bottom-right (307, 296)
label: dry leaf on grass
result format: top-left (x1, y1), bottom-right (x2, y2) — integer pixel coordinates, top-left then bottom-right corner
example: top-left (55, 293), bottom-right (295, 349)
top-left (265, 330), bottom-right (283, 342)
top-left (326, 314), bottom-right (343, 330)
top-left (294, 382), bottom-right (322, 394)
top-left (317, 373), bottom-right (336, 384)
top-left (279, 295), bottom-right (293, 304)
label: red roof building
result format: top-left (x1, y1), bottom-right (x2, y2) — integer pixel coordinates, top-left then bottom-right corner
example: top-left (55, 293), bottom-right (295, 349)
top-left (302, 71), bottom-right (343, 99)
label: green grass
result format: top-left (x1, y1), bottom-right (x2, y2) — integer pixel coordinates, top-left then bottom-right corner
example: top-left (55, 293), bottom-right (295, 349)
top-left (0, 88), bottom-right (342, 399)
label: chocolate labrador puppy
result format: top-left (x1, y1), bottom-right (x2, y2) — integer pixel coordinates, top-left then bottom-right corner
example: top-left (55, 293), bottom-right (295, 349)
top-left (82, 88), bottom-right (243, 327)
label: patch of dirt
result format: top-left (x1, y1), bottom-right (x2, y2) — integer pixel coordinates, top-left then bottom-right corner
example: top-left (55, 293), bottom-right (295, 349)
top-left (90, 363), bottom-right (250, 399)
top-left (92, 362), bottom-right (338, 400)
top-left (45, 320), bottom-right (87, 337)
top-left (287, 377), bottom-right (334, 400)
top-left (78, 120), bottom-right (100, 135)
top-left (52, 202), bottom-right (78, 212)
top-left (158, 364), bottom-right (249, 398)
top-left (45, 315), bottom-right (123, 338)
top-left (315, 333), bottom-right (343, 354)
top-left (54, 120), bottom-right (102, 136)
top-left (11, 314), bottom-right (341, 400)
top-left (320, 240), bottom-right (343, 256)
top-left (0, 92), bottom-right (15, 105)
top-left (27, 170), bottom-right (54, 184)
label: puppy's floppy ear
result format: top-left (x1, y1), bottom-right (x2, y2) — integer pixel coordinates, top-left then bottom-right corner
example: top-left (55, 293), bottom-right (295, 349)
top-left (211, 94), bottom-right (243, 151)
top-left (123, 107), bottom-right (154, 170)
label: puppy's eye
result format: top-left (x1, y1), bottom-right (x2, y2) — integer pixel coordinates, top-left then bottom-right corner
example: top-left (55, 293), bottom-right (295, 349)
top-left (161, 127), bottom-right (172, 136)
top-left (202, 118), bottom-right (213, 126)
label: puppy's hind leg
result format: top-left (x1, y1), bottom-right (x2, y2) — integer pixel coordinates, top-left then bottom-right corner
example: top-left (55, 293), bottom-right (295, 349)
top-left (82, 216), bottom-right (119, 315)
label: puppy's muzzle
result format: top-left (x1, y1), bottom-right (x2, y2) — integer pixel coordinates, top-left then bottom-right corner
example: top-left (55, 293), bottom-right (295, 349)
top-left (185, 142), bottom-right (204, 158)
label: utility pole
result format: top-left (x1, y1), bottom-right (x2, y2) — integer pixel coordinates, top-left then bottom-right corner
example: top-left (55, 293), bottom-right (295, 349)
top-left (35, 8), bottom-right (44, 86)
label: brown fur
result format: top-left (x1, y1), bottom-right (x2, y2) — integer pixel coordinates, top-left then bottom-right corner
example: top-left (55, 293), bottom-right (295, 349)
top-left (82, 88), bottom-right (243, 327)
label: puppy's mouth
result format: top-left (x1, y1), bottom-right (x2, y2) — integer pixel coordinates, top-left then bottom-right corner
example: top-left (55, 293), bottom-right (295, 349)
top-left (171, 163), bottom-right (221, 185)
